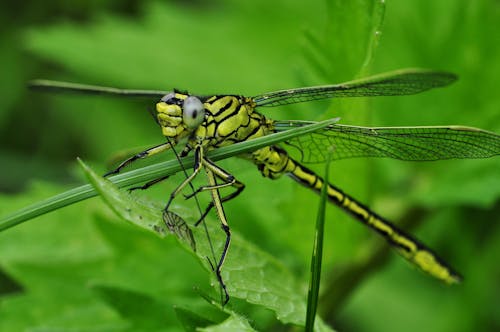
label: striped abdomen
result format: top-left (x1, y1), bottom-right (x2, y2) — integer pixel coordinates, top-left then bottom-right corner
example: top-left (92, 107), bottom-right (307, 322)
top-left (252, 145), bottom-right (461, 284)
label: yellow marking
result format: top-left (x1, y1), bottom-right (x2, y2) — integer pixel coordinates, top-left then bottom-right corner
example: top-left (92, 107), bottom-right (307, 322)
top-left (174, 93), bottom-right (188, 100)
top-left (345, 200), bottom-right (370, 219)
top-left (162, 127), bottom-right (178, 137)
top-left (209, 96), bottom-right (236, 116)
top-left (296, 168), bottom-right (316, 186)
top-left (393, 234), bottom-right (417, 253)
top-left (205, 96), bottom-right (218, 103)
top-left (157, 113), bottom-right (183, 126)
top-left (205, 122), bottom-right (216, 137)
top-left (218, 115), bottom-right (245, 137)
top-left (327, 186), bottom-right (344, 201)
top-left (147, 144), bottom-right (172, 156)
top-left (413, 251), bottom-right (459, 283)
top-left (195, 125), bottom-right (207, 138)
top-left (214, 107), bottom-right (239, 122)
top-left (243, 124), bottom-right (267, 141)
top-left (369, 216), bottom-right (394, 235)
top-left (312, 178), bottom-right (323, 191)
top-left (175, 125), bottom-right (185, 136)
top-left (156, 102), bottom-right (181, 116)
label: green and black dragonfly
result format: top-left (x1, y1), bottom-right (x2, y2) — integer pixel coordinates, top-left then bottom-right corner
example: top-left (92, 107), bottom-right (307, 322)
top-left (30, 68), bottom-right (500, 303)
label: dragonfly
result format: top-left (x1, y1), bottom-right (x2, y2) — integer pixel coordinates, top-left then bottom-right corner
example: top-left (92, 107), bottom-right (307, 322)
top-left (30, 68), bottom-right (500, 303)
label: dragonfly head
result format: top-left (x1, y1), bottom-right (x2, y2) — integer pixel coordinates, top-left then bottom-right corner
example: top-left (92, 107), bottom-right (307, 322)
top-left (156, 91), bottom-right (206, 140)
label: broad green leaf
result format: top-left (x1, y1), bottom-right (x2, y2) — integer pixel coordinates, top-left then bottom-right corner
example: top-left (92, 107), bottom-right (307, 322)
top-left (174, 307), bottom-right (219, 332)
top-left (198, 313), bottom-right (256, 332)
top-left (92, 285), bottom-right (175, 332)
top-left (80, 155), bottom-right (334, 329)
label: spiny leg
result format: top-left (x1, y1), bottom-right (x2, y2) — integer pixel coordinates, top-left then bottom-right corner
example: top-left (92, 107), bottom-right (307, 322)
top-left (164, 145), bottom-right (204, 212)
top-left (185, 157), bottom-right (243, 197)
top-left (128, 174), bottom-right (171, 191)
top-left (194, 184), bottom-right (245, 227)
top-left (204, 166), bottom-right (231, 305)
top-left (183, 158), bottom-right (245, 226)
top-left (166, 143), bottom-right (226, 296)
top-left (104, 142), bottom-right (173, 176)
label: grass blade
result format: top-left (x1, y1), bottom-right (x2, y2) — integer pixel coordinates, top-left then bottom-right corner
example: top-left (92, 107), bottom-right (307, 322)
top-left (0, 118), bottom-right (339, 232)
top-left (305, 148), bottom-right (332, 331)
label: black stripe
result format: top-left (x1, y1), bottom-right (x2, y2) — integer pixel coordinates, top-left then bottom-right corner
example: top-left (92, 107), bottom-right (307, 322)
top-left (239, 121), bottom-right (262, 140)
top-left (204, 95), bottom-right (221, 105)
top-left (213, 97), bottom-right (235, 116)
top-left (216, 103), bottom-right (243, 124)
top-left (213, 122), bottom-right (236, 139)
top-left (212, 106), bottom-right (247, 139)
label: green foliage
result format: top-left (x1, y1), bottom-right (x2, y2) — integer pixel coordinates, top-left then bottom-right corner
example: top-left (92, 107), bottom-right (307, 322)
top-left (77, 158), bottom-right (334, 330)
top-left (0, 0), bottom-right (499, 331)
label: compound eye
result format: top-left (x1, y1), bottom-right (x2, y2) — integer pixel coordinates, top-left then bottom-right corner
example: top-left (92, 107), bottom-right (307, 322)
top-left (183, 96), bottom-right (205, 129)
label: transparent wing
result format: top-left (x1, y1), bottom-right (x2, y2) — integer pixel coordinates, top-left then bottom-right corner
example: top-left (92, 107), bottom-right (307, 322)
top-left (163, 211), bottom-right (196, 251)
top-left (29, 79), bottom-right (168, 97)
top-left (253, 69), bottom-right (457, 107)
top-left (273, 121), bottom-right (500, 163)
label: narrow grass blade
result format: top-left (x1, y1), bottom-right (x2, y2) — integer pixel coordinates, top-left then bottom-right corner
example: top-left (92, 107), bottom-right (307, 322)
top-left (0, 118), bottom-right (339, 232)
top-left (305, 149), bottom-right (332, 331)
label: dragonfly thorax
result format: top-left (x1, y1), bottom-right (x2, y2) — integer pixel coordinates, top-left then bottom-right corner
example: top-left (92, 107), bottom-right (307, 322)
top-left (200, 95), bottom-right (273, 149)
top-left (157, 92), bottom-right (274, 151)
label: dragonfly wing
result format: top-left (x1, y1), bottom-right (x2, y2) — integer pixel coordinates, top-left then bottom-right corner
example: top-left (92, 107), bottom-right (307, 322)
top-left (28, 79), bottom-right (168, 97)
top-left (253, 69), bottom-right (457, 107)
top-left (274, 121), bottom-right (500, 163)
top-left (163, 211), bottom-right (196, 251)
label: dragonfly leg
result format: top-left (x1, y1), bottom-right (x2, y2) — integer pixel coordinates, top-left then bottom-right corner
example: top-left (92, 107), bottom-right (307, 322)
top-left (179, 145), bottom-right (193, 157)
top-left (128, 174), bottom-right (171, 192)
top-left (194, 183), bottom-right (245, 227)
top-left (164, 145), bottom-right (204, 212)
top-left (204, 166), bottom-right (231, 305)
top-left (104, 141), bottom-right (173, 176)
top-left (184, 157), bottom-right (243, 197)
top-left (182, 157), bottom-right (245, 226)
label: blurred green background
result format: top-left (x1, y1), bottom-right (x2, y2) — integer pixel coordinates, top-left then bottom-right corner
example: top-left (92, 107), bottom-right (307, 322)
top-left (0, 0), bottom-right (499, 331)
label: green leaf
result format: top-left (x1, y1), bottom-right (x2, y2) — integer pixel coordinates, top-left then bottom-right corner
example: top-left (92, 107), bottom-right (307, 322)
top-left (78, 154), bottom-right (334, 329)
top-left (79, 158), bottom-right (165, 235)
top-left (197, 313), bottom-right (257, 332)
top-left (0, 261), bottom-right (126, 332)
top-left (92, 285), bottom-right (173, 332)
top-left (174, 307), bottom-right (219, 332)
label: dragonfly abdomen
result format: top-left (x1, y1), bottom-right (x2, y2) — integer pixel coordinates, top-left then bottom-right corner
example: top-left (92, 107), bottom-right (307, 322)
top-left (254, 146), bottom-right (462, 284)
